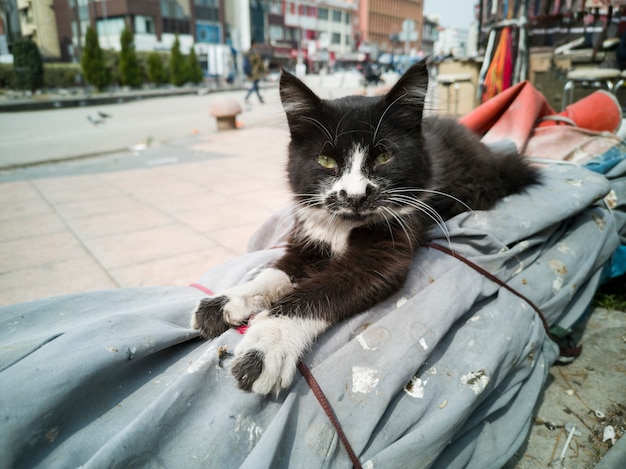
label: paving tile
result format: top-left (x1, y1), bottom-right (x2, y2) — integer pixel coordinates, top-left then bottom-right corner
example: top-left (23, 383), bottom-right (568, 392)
top-left (0, 211), bottom-right (67, 242)
top-left (168, 159), bottom-right (248, 186)
top-left (173, 201), bottom-right (272, 233)
top-left (98, 167), bottom-right (176, 188)
top-left (83, 224), bottom-right (217, 269)
top-left (109, 248), bottom-right (236, 288)
top-left (207, 223), bottom-right (266, 255)
top-left (64, 206), bottom-right (174, 240)
top-left (0, 188), bottom-right (52, 221)
top-left (150, 158), bottom-right (233, 181)
top-left (33, 175), bottom-right (123, 204)
top-left (54, 194), bottom-right (145, 220)
top-left (208, 177), bottom-right (283, 197)
top-left (0, 231), bottom-right (88, 274)
top-left (0, 256), bottom-right (118, 307)
top-left (0, 180), bottom-right (41, 203)
top-left (231, 189), bottom-right (292, 213)
top-left (131, 186), bottom-right (231, 214)
top-left (188, 126), bottom-right (288, 158)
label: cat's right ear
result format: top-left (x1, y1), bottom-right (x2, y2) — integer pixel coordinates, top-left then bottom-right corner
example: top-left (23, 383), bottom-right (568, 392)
top-left (280, 69), bottom-right (322, 129)
top-left (384, 61), bottom-right (429, 112)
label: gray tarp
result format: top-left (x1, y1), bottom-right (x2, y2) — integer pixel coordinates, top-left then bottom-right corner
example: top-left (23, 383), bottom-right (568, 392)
top-left (0, 162), bottom-right (622, 469)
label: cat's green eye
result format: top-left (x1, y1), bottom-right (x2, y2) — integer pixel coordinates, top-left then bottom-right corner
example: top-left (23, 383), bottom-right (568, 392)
top-left (375, 152), bottom-right (392, 166)
top-left (318, 155), bottom-right (338, 169)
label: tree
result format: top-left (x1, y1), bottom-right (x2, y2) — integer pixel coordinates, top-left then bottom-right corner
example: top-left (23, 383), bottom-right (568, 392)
top-left (12, 39), bottom-right (44, 91)
top-left (119, 28), bottom-right (142, 87)
top-left (81, 26), bottom-right (108, 90)
top-left (147, 52), bottom-right (168, 85)
top-left (169, 35), bottom-right (187, 86)
top-left (186, 46), bottom-right (204, 84)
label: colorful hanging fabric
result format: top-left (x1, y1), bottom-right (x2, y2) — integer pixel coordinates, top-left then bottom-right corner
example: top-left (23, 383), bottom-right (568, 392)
top-left (482, 26), bottom-right (515, 102)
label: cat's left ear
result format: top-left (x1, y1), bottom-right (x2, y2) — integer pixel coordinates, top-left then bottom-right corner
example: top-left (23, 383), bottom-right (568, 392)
top-left (384, 60), bottom-right (429, 114)
top-left (280, 69), bottom-right (322, 133)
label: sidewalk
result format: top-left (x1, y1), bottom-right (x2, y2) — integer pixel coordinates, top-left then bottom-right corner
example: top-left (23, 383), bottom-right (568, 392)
top-left (0, 74), bottom-right (624, 467)
top-left (0, 88), bottom-right (293, 304)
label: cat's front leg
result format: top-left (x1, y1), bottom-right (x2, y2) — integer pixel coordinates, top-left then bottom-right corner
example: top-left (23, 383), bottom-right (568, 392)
top-left (191, 268), bottom-right (294, 338)
top-left (230, 311), bottom-right (329, 394)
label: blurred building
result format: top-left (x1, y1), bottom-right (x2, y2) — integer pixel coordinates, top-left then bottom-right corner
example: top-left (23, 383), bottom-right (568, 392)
top-left (435, 26), bottom-right (469, 58)
top-left (357, 0), bottom-right (424, 58)
top-left (421, 15), bottom-right (439, 55)
top-left (2, 0), bottom-right (437, 73)
top-left (283, 0), bottom-right (357, 70)
top-left (0, 0), bottom-right (21, 58)
top-left (15, 0), bottom-right (60, 58)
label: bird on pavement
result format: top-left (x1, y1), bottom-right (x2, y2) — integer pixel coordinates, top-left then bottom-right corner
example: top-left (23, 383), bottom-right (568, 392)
top-left (87, 115), bottom-right (105, 125)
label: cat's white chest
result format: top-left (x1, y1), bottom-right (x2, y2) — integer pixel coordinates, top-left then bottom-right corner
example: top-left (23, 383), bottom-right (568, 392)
top-left (297, 208), bottom-right (359, 256)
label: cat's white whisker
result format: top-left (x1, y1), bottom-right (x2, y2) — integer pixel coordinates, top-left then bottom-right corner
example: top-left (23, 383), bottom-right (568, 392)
top-left (274, 197), bottom-right (325, 235)
top-left (385, 194), bottom-right (453, 251)
top-left (300, 115), bottom-right (335, 145)
top-left (380, 206), bottom-right (415, 251)
top-left (372, 91), bottom-right (407, 144)
top-left (378, 207), bottom-right (397, 246)
top-left (386, 187), bottom-right (474, 214)
top-left (374, 138), bottom-right (401, 154)
top-left (334, 111), bottom-right (352, 146)
top-left (380, 207), bottom-right (403, 248)
top-left (336, 128), bottom-right (373, 140)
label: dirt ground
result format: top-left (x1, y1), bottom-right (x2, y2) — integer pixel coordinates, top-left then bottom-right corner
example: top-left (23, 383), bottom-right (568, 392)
top-left (505, 305), bottom-right (626, 468)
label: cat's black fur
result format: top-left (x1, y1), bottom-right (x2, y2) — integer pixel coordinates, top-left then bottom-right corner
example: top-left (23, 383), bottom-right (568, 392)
top-left (192, 62), bottom-right (539, 395)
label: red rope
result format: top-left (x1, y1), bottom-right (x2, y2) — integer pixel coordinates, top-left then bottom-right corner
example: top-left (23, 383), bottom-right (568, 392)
top-left (189, 283), bottom-right (215, 296)
top-left (425, 243), bottom-right (551, 334)
top-left (297, 361), bottom-right (363, 469)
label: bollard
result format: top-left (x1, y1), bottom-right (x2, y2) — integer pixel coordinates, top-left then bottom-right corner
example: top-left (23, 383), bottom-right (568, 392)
top-left (209, 98), bottom-right (242, 130)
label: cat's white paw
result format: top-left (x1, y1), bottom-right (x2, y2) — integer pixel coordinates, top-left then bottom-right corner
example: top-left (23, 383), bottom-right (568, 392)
top-left (225, 268), bottom-right (293, 321)
top-left (192, 268), bottom-right (294, 338)
top-left (221, 295), bottom-right (257, 325)
top-left (230, 312), bottom-right (329, 395)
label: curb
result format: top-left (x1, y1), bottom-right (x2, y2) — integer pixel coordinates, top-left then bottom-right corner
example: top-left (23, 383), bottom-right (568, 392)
top-left (0, 84), bottom-right (258, 113)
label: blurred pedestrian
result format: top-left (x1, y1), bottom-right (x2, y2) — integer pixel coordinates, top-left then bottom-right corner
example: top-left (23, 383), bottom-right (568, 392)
top-left (244, 40), bottom-right (266, 105)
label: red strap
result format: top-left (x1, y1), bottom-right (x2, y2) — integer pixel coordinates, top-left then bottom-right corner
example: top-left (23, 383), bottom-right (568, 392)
top-left (189, 283), bottom-right (215, 296)
top-left (425, 243), bottom-right (551, 334)
top-left (297, 361), bottom-right (363, 469)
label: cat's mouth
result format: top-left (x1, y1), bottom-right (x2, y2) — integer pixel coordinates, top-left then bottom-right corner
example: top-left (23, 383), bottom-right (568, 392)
top-left (331, 207), bottom-right (382, 223)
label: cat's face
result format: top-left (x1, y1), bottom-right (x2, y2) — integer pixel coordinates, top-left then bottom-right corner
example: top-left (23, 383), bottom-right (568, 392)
top-left (280, 63), bottom-right (432, 224)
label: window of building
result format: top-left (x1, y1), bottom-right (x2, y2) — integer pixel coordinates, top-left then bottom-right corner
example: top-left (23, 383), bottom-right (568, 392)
top-left (19, 7), bottom-right (33, 24)
top-left (195, 6), bottom-right (219, 21)
top-left (160, 0), bottom-right (188, 20)
top-left (196, 23), bottom-right (220, 43)
top-left (345, 12), bottom-right (351, 25)
top-left (162, 18), bottom-right (190, 35)
top-left (269, 0), bottom-right (282, 15)
top-left (332, 10), bottom-right (341, 22)
top-left (96, 17), bottom-right (126, 36)
top-left (134, 15), bottom-right (155, 34)
top-left (269, 24), bottom-right (283, 41)
top-left (318, 8), bottom-right (328, 20)
top-left (331, 32), bottom-right (340, 44)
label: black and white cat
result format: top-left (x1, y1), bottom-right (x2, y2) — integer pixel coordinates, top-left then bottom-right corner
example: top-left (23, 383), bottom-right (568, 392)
top-left (192, 62), bottom-right (539, 395)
